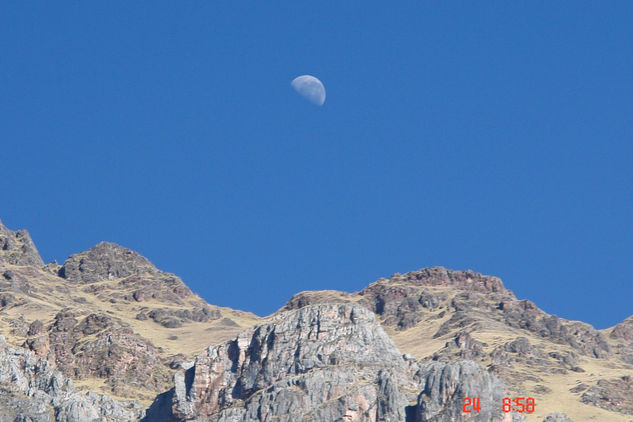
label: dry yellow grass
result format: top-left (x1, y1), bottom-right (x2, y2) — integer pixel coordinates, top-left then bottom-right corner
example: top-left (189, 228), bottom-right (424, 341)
top-left (386, 291), bottom-right (633, 421)
top-left (3, 264), bottom-right (633, 420)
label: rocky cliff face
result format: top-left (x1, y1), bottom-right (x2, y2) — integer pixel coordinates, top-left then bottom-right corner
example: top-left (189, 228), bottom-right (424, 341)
top-left (0, 221), bottom-right (260, 405)
top-left (0, 334), bottom-right (143, 421)
top-left (0, 219), bottom-right (44, 267)
top-left (281, 268), bottom-right (631, 420)
top-left (146, 304), bottom-right (523, 422)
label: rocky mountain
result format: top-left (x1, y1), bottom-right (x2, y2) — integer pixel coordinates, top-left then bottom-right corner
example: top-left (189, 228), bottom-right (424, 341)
top-left (1, 218), bottom-right (632, 421)
top-left (282, 268), bottom-right (633, 421)
top-left (144, 303), bottom-right (525, 422)
top-left (0, 334), bottom-right (143, 421)
top-left (0, 220), bottom-right (260, 405)
top-left (0, 218), bottom-right (44, 267)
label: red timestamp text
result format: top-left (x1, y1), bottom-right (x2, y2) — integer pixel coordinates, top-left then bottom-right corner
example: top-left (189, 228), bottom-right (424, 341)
top-left (502, 397), bottom-right (535, 413)
top-left (462, 397), bottom-right (535, 414)
top-left (462, 397), bottom-right (481, 413)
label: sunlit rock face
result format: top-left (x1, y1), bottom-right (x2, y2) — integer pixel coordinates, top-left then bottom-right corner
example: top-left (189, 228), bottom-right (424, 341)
top-left (147, 303), bottom-right (521, 422)
top-left (0, 219), bottom-right (44, 267)
top-left (0, 334), bottom-right (144, 422)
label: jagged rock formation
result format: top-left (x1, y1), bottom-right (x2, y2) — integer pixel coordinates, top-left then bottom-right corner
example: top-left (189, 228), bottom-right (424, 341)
top-left (0, 219), bottom-right (44, 267)
top-left (0, 220), bottom-right (260, 404)
top-left (0, 334), bottom-right (143, 421)
top-left (146, 304), bottom-right (522, 422)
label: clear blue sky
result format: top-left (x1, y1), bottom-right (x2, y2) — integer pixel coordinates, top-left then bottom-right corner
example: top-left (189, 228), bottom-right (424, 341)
top-left (2, 3), bottom-right (631, 329)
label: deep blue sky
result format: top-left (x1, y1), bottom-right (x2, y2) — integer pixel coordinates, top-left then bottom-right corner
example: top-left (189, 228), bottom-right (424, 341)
top-left (1, 3), bottom-right (631, 329)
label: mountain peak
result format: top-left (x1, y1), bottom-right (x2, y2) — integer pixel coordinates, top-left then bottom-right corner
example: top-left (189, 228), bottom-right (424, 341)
top-left (375, 266), bottom-right (508, 294)
top-left (58, 241), bottom-right (157, 283)
top-left (0, 219), bottom-right (44, 267)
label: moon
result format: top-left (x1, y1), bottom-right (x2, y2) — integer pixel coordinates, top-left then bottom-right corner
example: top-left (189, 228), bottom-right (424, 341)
top-left (291, 75), bottom-right (326, 106)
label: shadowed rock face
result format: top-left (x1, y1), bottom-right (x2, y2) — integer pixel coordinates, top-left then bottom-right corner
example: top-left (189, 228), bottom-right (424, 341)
top-left (0, 219), bottom-right (44, 267)
top-left (146, 304), bottom-right (521, 422)
top-left (0, 335), bottom-right (143, 422)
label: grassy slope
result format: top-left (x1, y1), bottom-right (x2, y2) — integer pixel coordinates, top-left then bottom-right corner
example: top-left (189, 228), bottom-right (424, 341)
top-left (0, 263), bottom-right (260, 405)
top-left (2, 263), bottom-right (632, 420)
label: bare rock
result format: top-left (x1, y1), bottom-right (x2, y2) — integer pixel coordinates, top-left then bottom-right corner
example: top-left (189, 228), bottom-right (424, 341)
top-left (147, 307), bottom-right (220, 328)
top-left (502, 304), bottom-right (612, 358)
top-left (0, 292), bottom-right (26, 309)
top-left (9, 315), bottom-right (30, 337)
top-left (505, 337), bottom-right (534, 355)
top-left (569, 383), bottom-right (589, 393)
top-left (375, 267), bottom-right (508, 294)
top-left (146, 303), bottom-right (519, 422)
top-left (0, 219), bottom-right (44, 267)
top-left (59, 241), bottom-right (157, 283)
top-left (133, 289), bottom-right (145, 302)
top-left (25, 310), bottom-right (170, 397)
top-left (610, 315), bottom-right (633, 342)
top-left (28, 319), bottom-right (45, 336)
top-left (281, 290), bottom-right (355, 311)
top-left (0, 335), bottom-right (144, 421)
top-left (432, 331), bottom-right (484, 361)
top-left (411, 360), bottom-right (523, 422)
top-left (580, 375), bottom-right (633, 414)
top-left (542, 414), bottom-right (573, 422)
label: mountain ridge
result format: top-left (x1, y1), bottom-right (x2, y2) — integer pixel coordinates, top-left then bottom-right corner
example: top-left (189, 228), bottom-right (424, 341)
top-left (1, 218), bottom-right (632, 421)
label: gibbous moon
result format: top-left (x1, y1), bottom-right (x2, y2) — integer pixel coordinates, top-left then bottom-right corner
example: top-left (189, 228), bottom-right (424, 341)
top-left (291, 75), bottom-right (326, 106)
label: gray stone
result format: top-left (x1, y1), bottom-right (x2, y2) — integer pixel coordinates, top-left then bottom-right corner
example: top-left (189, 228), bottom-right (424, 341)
top-left (58, 241), bottom-right (157, 283)
top-left (0, 334), bottom-right (144, 421)
top-left (0, 219), bottom-right (44, 267)
top-left (147, 303), bottom-right (521, 422)
top-left (542, 413), bottom-right (573, 422)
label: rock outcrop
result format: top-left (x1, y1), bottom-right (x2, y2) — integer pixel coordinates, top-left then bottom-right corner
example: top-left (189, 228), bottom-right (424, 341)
top-left (22, 309), bottom-right (171, 398)
top-left (411, 360), bottom-right (520, 422)
top-left (542, 414), bottom-right (573, 422)
top-left (146, 304), bottom-right (521, 422)
top-left (59, 242), bottom-right (159, 283)
top-left (610, 315), bottom-right (633, 342)
top-left (283, 268), bottom-right (509, 331)
top-left (580, 375), bottom-right (633, 415)
top-left (0, 219), bottom-right (44, 267)
top-left (0, 334), bottom-right (143, 421)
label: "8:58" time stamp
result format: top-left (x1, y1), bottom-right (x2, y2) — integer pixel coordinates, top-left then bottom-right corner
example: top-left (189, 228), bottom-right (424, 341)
top-left (463, 397), bottom-right (535, 414)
